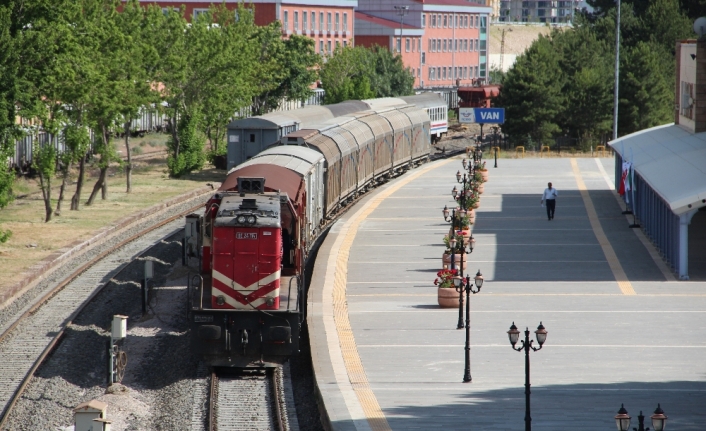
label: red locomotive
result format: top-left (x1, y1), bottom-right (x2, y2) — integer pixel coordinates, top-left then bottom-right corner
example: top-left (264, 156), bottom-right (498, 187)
top-left (186, 174), bottom-right (304, 368)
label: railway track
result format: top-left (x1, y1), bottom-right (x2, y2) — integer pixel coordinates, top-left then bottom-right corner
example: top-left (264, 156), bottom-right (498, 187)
top-left (209, 366), bottom-right (298, 431)
top-left (0, 193), bottom-right (211, 428)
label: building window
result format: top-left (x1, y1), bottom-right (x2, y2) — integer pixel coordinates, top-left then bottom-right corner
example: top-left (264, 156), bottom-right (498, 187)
top-left (335, 13), bottom-right (339, 32)
top-left (443, 67), bottom-right (447, 80)
top-left (454, 39), bottom-right (458, 51)
top-left (397, 38), bottom-right (401, 52)
top-left (283, 11), bottom-right (289, 31)
top-left (681, 81), bottom-right (694, 118)
top-left (475, 15), bottom-right (479, 27)
top-left (443, 39), bottom-right (446, 52)
top-left (294, 11), bottom-right (299, 31)
top-left (320, 12), bottom-right (324, 32)
top-left (417, 67), bottom-right (421, 78)
top-left (343, 40), bottom-right (347, 47)
top-left (327, 12), bottom-right (332, 32)
top-left (480, 63), bottom-right (486, 78)
top-left (475, 39), bottom-right (479, 51)
top-left (327, 40), bottom-right (332, 53)
top-left (475, 66), bottom-right (479, 77)
top-left (480, 40), bottom-right (486, 50)
top-left (311, 12), bottom-right (316, 32)
top-left (430, 39), bottom-right (434, 52)
top-left (443, 14), bottom-right (447, 27)
top-left (455, 15), bottom-right (458, 28)
top-left (343, 13), bottom-right (348, 32)
top-left (431, 14), bottom-right (436, 27)
top-left (406, 38), bottom-right (410, 52)
top-left (193, 8), bottom-right (209, 19)
top-left (303, 12), bottom-right (307, 33)
top-left (336, 40), bottom-right (340, 48)
top-left (422, 14), bottom-right (426, 28)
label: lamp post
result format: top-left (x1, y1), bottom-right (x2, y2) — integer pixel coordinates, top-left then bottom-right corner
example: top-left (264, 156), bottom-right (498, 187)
top-left (615, 404), bottom-right (668, 431)
top-left (453, 270), bottom-right (483, 382)
top-left (394, 5), bottom-right (409, 54)
top-left (452, 171), bottom-right (474, 329)
top-left (442, 204), bottom-right (457, 278)
top-left (507, 322), bottom-right (547, 431)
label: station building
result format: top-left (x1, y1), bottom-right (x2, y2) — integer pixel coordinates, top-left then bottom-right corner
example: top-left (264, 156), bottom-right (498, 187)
top-left (355, 0), bottom-right (493, 90)
top-left (140, 0), bottom-right (357, 55)
top-left (609, 38), bottom-right (706, 280)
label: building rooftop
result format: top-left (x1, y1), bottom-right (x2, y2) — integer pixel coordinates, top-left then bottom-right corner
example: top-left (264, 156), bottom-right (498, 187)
top-left (355, 11), bottom-right (416, 29)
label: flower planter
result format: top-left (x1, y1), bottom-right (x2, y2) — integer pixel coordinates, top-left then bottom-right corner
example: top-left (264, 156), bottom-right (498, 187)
top-left (480, 170), bottom-right (489, 182)
top-left (442, 253), bottom-right (467, 265)
top-left (472, 201), bottom-right (480, 209)
top-left (448, 228), bottom-right (472, 244)
top-left (438, 287), bottom-right (460, 308)
top-left (475, 183), bottom-right (485, 194)
top-left (468, 211), bottom-right (476, 223)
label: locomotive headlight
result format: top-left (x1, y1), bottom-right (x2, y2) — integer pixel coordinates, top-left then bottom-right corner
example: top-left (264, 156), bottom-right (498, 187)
top-left (246, 215), bottom-right (256, 224)
top-left (216, 296), bottom-right (226, 306)
top-left (236, 215), bottom-right (246, 224)
top-left (266, 297), bottom-right (275, 307)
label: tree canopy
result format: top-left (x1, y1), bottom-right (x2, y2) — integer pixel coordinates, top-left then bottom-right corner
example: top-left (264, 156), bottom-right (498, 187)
top-left (497, 0), bottom-right (694, 147)
top-left (320, 44), bottom-right (414, 104)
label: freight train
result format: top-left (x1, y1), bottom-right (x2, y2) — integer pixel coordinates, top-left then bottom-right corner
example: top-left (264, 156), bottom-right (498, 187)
top-left (184, 94), bottom-right (446, 367)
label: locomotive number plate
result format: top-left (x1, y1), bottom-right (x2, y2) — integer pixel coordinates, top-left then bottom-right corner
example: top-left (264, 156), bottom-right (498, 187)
top-left (193, 315), bottom-right (214, 323)
top-left (236, 232), bottom-right (258, 240)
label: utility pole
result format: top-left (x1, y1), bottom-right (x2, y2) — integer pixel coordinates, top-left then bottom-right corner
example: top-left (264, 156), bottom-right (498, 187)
top-left (612, 0), bottom-right (621, 141)
top-left (394, 5), bottom-right (409, 54)
top-left (500, 27), bottom-right (512, 72)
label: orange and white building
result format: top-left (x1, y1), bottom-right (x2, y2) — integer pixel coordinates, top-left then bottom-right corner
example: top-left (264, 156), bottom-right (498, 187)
top-left (141, 0), bottom-right (357, 55)
top-left (355, 0), bottom-right (492, 90)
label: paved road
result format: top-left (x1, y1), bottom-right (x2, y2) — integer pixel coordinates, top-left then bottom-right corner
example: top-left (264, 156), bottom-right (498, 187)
top-left (308, 157), bottom-right (706, 431)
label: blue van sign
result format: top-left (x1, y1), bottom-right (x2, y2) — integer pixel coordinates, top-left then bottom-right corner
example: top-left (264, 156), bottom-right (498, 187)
top-left (459, 108), bottom-right (505, 124)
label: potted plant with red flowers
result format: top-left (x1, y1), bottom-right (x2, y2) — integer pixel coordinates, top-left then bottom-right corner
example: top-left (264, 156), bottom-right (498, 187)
top-left (442, 232), bottom-right (467, 266)
top-left (435, 268), bottom-right (460, 308)
top-left (477, 160), bottom-right (489, 182)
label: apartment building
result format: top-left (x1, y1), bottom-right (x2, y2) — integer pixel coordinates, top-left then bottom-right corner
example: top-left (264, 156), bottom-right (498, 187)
top-left (143, 0), bottom-right (357, 55)
top-left (498, 0), bottom-right (590, 23)
top-left (356, 0), bottom-right (492, 90)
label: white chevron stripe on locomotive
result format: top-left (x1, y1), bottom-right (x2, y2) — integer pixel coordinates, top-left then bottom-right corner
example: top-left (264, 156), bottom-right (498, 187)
top-left (212, 268), bottom-right (281, 291)
top-left (211, 286), bottom-right (278, 309)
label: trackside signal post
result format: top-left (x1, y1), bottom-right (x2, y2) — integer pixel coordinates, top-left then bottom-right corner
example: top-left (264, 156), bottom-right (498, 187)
top-left (108, 315), bottom-right (127, 386)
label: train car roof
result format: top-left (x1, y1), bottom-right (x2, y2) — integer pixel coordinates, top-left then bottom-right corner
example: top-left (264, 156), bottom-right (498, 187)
top-left (221, 164), bottom-right (304, 205)
top-left (362, 97), bottom-right (408, 111)
top-left (256, 144), bottom-right (324, 165)
top-left (399, 93), bottom-right (448, 109)
top-left (327, 100), bottom-right (373, 117)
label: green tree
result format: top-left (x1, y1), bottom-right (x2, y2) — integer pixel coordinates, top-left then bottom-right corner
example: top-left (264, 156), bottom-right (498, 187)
top-left (320, 45), bottom-right (376, 104)
top-left (116, 0), bottom-right (160, 193)
top-left (32, 140), bottom-right (58, 222)
top-left (494, 35), bottom-right (564, 146)
top-left (367, 46), bottom-right (414, 97)
top-left (619, 41), bottom-right (674, 135)
top-left (167, 112), bottom-right (205, 177)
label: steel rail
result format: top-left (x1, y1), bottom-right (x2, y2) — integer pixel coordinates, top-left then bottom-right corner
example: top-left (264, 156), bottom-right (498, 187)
top-left (0, 198), bottom-right (209, 428)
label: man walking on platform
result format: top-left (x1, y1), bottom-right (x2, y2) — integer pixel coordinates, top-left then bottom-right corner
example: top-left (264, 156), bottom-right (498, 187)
top-left (541, 182), bottom-right (558, 220)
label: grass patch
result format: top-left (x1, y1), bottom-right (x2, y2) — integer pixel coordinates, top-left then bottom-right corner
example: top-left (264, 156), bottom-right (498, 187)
top-left (0, 158), bottom-right (222, 294)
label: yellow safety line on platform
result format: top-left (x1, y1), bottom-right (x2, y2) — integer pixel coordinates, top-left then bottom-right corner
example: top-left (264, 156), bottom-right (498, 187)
top-left (594, 159), bottom-right (676, 281)
top-left (571, 159), bottom-right (636, 295)
top-left (332, 159), bottom-right (452, 431)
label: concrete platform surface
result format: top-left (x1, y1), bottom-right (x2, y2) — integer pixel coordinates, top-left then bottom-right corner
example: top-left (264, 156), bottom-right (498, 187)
top-left (307, 157), bottom-right (706, 431)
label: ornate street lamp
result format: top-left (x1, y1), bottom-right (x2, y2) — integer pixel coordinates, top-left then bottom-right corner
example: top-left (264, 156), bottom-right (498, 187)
top-left (615, 404), bottom-right (668, 431)
top-left (507, 322), bottom-right (547, 431)
top-left (453, 270), bottom-right (483, 382)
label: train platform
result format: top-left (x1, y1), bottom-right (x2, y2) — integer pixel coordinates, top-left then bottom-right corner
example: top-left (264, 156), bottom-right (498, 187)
top-left (307, 156), bottom-right (706, 430)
